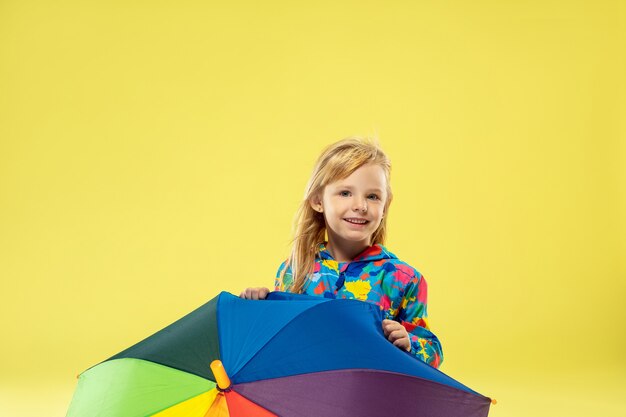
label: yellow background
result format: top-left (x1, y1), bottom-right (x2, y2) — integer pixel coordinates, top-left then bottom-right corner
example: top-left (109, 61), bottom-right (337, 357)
top-left (1, 1), bottom-right (624, 416)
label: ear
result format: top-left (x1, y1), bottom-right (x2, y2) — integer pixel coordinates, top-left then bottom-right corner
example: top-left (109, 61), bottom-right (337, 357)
top-left (308, 192), bottom-right (323, 213)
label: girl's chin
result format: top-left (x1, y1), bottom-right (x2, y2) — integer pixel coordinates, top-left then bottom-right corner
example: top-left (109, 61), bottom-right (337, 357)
top-left (332, 232), bottom-right (373, 243)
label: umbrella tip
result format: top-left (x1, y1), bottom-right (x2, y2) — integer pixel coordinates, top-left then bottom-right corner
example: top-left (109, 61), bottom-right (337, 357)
top-left (491, 398), bottom-right (497, 405)
top-left (210, 360), bottom-right (232, 391)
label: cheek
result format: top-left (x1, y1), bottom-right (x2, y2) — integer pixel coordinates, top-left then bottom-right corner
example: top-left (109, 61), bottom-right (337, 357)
top-left (373, 205), bottom-right (385, 217)
top-left (321, 195), bottom-right (335, 211)
top-left (373, 211), bottom-right (385, 227)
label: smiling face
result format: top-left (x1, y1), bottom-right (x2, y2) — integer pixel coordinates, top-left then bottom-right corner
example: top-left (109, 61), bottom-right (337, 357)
top-left (310, 163), bottom-right (389, 260)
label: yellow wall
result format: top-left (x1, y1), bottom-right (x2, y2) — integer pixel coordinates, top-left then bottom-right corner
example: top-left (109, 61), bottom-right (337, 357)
top-left (1, 1), bottom-right (624, 416)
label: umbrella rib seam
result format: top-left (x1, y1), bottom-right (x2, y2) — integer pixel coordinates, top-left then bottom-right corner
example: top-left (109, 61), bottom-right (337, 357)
top-left (141, 388), bottom-right (216, 417)
top-left (229, 301), bottom-right (331, 381)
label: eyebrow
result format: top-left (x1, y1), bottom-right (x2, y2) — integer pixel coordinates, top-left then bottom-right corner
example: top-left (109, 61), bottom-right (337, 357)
top-left (335, 184), bottom-right (384, 194)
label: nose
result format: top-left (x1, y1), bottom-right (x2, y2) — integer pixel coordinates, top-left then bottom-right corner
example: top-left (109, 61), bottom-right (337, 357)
top-left (353, 197), bottom-right (368, 213)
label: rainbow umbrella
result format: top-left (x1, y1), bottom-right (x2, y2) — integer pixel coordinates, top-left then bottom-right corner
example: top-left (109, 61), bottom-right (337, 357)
top-left (66, 291), bottom-right (493, 417)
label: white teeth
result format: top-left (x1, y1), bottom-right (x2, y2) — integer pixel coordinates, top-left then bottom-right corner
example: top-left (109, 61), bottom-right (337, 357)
top-left (345, 218), bottom-right (367, 224)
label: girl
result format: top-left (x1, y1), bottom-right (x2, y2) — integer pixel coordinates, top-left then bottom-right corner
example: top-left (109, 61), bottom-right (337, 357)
top-left (241, 137), bottom-right (443, 368)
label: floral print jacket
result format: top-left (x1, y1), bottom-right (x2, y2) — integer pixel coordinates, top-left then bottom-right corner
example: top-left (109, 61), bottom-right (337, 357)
top-left (274, 243), bottom-right (443, 368)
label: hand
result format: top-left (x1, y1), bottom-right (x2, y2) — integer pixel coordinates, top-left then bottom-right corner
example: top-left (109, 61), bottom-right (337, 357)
top-left (382, 319), bottom-right (411, 352)
top-left (239, 287), bottom-right (270, 300)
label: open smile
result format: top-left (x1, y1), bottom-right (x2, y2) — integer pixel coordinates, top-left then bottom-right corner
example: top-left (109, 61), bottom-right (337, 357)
top-left (343, 218), bottom-right (369, 226)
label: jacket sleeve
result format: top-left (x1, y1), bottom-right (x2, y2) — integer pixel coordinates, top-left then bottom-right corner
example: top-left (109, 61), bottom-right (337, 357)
top-left (397, 273), bottom-right (444, 369)
top-left (274, 260), bottom-right (293, 292)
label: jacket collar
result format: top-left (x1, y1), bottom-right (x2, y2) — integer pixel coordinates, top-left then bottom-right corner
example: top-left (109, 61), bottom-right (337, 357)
top-left (317, 242), bottom-right (396, 263)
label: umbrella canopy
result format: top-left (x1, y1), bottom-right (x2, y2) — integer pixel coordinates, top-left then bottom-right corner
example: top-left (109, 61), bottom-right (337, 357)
top-left (66, 291), bottom-right (493, 417)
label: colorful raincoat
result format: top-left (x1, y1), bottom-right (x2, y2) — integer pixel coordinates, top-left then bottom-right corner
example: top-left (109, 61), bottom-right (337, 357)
top-left (275, 243), bottom-right (444, 368)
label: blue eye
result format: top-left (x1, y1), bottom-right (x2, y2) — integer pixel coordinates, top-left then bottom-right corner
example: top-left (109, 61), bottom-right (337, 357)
top-left (339, 190), bottom-right (351, 197)
top-left (368, 194), bottom-right (380, 200)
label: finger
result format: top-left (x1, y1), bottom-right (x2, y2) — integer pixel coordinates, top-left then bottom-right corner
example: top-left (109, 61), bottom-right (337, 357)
top-left (384, 320), bottom-right (403, 337)
top-left (382, 320), bottom-right (395, 336)
top-left (382, 319), bottom-right (397, 329)
top-left (393, 338), bottom-right (410, 351)
top-left (382, 320), bottom-right (400, 334)
top-left (388, 329), bottom-right (407, 342)
top-left (251, 289), bottom-right (260, 300)
top-left (259, 288), bottom-right (269, 299)
top-left (247, 288), bottom-right (257, 299)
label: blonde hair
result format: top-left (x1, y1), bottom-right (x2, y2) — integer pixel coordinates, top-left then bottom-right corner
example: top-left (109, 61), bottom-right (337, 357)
top-left (282, 136), bottom-right (393, 293)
